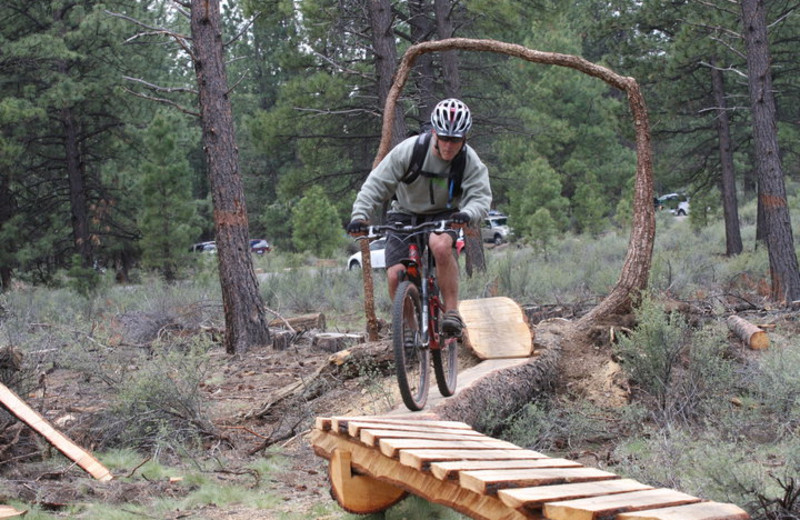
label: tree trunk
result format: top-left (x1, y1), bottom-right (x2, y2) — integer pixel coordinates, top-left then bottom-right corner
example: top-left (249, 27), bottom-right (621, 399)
top-left (190, 0), bottom-right (270, 354)
top-left (369, 0), bottom-right (406, 147)
top-left (408, 0), bottom-right (436, 118)
top-left (434, 0), bottom-right (461, 98)
top-left (740, 0), bottom-right (800, 303)
top-left (0, 171), bottom-right (13, 291)
top-left (62, 105), bottom-right (93, 269)
top-left (710, 59), bottom-right (743, 257)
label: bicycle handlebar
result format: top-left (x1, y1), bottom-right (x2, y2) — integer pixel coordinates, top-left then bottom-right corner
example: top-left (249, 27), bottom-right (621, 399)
top-left (361, 219), bottom-right (454, 240)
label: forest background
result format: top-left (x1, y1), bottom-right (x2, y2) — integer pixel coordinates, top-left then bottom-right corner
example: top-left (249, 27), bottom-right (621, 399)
top-left (3, 0), bottom-right (798, 287)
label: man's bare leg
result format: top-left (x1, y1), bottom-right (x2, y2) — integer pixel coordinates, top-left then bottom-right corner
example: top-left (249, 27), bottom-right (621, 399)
top-left (428, 233), bottom-right (458, 312)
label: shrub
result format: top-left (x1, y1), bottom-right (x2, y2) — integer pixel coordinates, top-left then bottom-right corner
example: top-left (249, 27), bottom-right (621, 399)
top-left (615, 296), bottom-right (690, 414)
top-left (91, 337), bottom-right (215, 454)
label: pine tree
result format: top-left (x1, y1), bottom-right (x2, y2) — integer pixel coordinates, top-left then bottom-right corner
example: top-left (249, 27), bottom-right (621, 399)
top-left (138, 111), bottom-right (200, 281)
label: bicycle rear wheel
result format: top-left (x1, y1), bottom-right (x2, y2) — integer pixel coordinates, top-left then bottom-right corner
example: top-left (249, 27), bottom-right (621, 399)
top-left (432, 306), bottom-right (458, 397)
top-left (392, 281), bottom-right (429, 411)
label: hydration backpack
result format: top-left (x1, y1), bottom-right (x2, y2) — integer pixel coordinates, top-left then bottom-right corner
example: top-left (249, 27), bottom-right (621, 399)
top-left (400, 131), bottom-right (466, 208)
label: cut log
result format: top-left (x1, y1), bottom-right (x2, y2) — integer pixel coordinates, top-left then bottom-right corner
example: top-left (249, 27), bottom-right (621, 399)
top-left (458, 297), bottom-right (533, 359)
top-left (329, 448), bottom-right (407, 514)
top-left (726, 316), bottom-right (769, 350)
top-left (311, 332), bottom-right (365, 353)
top-left (0, 505), bottom-right (25, 519)
top-left (0, 382), bottom-right (112, 481)
top-left (268, 312), bottom-right (326, 331)
top-left (311, 429), bottom-right (530, 520)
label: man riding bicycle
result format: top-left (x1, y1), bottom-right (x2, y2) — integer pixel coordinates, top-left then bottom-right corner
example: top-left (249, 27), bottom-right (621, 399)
top-left (347, 98), bottom-right (492, 337)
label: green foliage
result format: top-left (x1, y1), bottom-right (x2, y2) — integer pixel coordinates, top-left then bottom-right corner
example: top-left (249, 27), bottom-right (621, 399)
top-left (527, 208), bottom-right (559, 256)
top-left (65, 254), bottom-right (102, 297)
top-left (290, 185), bottom-right (346, 257)
top-left (137, 111), bottom-right (201, 281)
top-left (615, 296), bottom-right (690, 412)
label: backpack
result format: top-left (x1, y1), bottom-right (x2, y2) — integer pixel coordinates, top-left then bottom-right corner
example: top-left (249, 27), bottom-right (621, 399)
top-left (399, 130), bottom-right (466, 208)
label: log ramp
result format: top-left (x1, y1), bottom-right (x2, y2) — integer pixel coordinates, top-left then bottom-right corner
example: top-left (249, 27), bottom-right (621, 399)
top-left (311, 298), bottom-right (750, 520)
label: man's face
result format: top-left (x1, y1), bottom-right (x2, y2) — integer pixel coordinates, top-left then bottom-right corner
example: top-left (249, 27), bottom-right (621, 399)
top-left (433, 131), bottom-right (465, 161)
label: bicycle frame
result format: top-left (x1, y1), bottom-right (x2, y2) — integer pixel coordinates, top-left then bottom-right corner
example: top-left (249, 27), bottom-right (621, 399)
top-left (358, 219), bottom-right (460, 410)
top-left (363, 220), bottom-right (455, 348)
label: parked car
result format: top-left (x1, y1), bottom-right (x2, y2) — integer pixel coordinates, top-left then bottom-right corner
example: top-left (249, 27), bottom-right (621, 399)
top-left (250, 239), bottom-right (271, 254)
top-left (655, 193), bottom-right (690, 216)
top-left (348, 238), bottom-right (387, 270)
top-left (481, 213), bottom-right (513, 244)
top-left (190, 241), bottom-right (216, 253)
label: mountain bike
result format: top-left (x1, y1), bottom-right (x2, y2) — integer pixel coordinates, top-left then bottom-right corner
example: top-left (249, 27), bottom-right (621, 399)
top-left (360, 220), bottom-right (460, 411)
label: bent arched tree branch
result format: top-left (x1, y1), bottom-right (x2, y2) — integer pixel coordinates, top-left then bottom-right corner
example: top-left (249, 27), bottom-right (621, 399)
top-left (362, 38), bottom-right (655, 338)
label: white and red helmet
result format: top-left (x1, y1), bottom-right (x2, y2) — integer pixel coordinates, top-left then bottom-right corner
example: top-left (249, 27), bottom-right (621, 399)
top-left (430, 98), bottom-right (472, 138)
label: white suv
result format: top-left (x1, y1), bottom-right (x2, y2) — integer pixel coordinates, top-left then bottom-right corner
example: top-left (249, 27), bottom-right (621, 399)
top-left (481, 214), bottom-right (513, 245)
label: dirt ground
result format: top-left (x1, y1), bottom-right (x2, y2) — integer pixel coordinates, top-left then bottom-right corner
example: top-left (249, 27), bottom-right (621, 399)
top-left (2, 299), bottom-right (796, 518)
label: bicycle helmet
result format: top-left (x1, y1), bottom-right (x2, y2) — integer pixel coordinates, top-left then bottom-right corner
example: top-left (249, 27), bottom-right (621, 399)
top-left (430, 98), bottom-right (472, 138)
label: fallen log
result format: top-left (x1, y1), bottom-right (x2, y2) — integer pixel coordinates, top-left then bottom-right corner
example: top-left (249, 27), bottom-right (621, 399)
top-left (269, 312), bottom-right (326, 331)
top-left (726, 315), bottom-right (769, 350)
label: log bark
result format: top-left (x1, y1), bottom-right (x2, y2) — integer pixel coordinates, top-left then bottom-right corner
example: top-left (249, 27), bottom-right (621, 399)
top-left (726, 315), bottom-right (769, 350)
top-left (432, 320), bottom-right (563, 428)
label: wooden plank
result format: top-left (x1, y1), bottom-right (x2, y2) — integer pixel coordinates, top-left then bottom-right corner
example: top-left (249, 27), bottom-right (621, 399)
top-left (460, 467), bottom-right (619, 495)
top-left (331, 417), bottom-right (472, 435)
top-left (544, 489), bottom-right (702, 520)
top-left (347, 420), bottom-right (482, 438)
top-left (0, 505), bottom-right (26, 519)
top-left (431, 458), bottom-right (582, 481)
top-left (617, 501), bottom-right (750, 520)
top-left (498, 479), bottom-right (653, 510)
top-left (379, 437), bottom-right (521, 458)
top-left (315, 417), bottom-right (333, 431)
top-left (360, 428), bottom-right (490, 447)
top-left (310, 429), bottom-right (530, 520)
top-left (0, 382), bottom-right (112, 481)
top-left (459, 297), bottom-right (533, 359)
top-left (399, 449), bottom-right (547, 471)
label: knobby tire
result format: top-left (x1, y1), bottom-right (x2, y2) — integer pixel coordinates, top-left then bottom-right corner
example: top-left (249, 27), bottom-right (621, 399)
top-left (392, 281), bottom-right (429, 411)
top-left (432, 304), bottom-right (458, 397)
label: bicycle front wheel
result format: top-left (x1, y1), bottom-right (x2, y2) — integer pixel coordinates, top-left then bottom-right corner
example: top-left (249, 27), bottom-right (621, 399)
top-left (432, 312), bottom-right (459, 398)
top-left (392, 281), bottom-right (429, 411)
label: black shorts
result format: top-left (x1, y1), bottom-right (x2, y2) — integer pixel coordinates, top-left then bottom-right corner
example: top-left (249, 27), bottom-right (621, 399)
top-left (384, 210), bottom-right (458, 267)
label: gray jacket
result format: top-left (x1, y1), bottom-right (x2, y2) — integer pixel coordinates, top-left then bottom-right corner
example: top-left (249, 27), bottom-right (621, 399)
top-left (351, 135), bottom-right (492, 224)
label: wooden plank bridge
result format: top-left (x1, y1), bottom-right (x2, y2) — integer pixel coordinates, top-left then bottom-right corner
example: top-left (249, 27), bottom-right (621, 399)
top-left (311, 416), bottom-right (750, 520)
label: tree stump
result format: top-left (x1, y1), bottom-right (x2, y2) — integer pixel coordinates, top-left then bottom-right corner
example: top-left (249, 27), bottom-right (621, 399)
top-left (271, 329), bottom-right (295, 351)
top-left (726, 315), bottom-right (769, 350)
